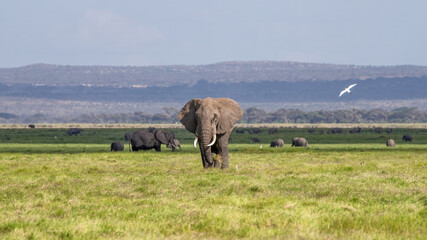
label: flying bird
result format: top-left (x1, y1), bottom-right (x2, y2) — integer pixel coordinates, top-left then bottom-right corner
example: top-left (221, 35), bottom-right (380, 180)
top-left (339, 84), bottom-right (357, 97)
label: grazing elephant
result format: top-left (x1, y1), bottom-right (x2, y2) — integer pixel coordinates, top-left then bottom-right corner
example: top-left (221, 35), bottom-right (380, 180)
top-left (349, 127), bottom-right (361, 134)
top-left (270, 138), bottom-right (284, 147)
top-left (402, 135), bottom-right (413, 142)
top-left (111, 141), bottom-right (124, 151)
top-left (248, 128), bottom-right (261, 134)
top-left (131, 128), bottom-right (177, 152)
top-left (291, 137), bottom-right (308, 147)
top-left (169, 139), bottom-right (181, 151)
top-left (269, 128), bottom-right (279, 134)
top-left (330, 128), bottom-right (343, 134)
top-left (386, 139), bottom-right (395, 147)
top-left (67, 128), bottom-right (82, 136)
top-left (236, 129), bottom-right (245, 134)
top-left (177, 97), bottom-right (243, 169)
top-left (374, 127), bottom-right (383, 134)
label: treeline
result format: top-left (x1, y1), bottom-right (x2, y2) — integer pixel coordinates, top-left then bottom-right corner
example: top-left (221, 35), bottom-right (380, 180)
top-left (1, 107), bottom-right (427, 124)
top-left (242, 107), bottom-right (427, 123)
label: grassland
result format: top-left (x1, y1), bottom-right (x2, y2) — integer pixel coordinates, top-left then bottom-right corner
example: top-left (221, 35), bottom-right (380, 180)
top-left (0, 127), bottom-right (426, 239)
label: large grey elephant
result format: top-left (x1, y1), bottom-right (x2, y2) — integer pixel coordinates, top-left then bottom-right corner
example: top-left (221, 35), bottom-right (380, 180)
top-left (270, 138), bottom-right (284, 147)
top-left (291, 137), bottom-right (309, 147)
top-left (131, 128), bottom-right (177, 152)
top-left (386, 139), bottom-right (395, 147)
top-left (177, 97), bottom-right (243, 169)
top-left (111, 141), bottom-right (124, 151)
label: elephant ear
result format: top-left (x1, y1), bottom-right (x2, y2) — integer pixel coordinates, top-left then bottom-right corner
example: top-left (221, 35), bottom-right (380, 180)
top-left (154, 129), bottom-right (169, 145)
top-left (177, 99), bottom-right (201, 134)
top-left (216, 98), bottom-right (243, 134)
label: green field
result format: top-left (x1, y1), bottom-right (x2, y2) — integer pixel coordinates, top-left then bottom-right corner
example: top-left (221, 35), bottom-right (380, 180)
top-left (0, 127), bottom-right (426, 239)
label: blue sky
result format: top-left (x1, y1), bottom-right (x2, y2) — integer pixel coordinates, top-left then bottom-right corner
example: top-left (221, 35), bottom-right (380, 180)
top-left (1, 0), bottom-right (426, 67)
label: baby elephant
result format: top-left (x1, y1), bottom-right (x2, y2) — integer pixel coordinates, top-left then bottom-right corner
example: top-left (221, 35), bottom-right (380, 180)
top-left (111, 141), bottom-right (124, 151)
top-left (386, 139), bottom-right (395, 147)
top-left (291, 137), bottom-right (308, 147)
top-left (170, 139), bottom-right (181, 152)
top-left (270, 138), bottom-right (284, 147)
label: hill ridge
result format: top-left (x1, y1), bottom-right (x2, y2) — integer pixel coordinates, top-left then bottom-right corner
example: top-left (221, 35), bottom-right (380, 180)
top-left (2, 61), bottom-right (427, 87)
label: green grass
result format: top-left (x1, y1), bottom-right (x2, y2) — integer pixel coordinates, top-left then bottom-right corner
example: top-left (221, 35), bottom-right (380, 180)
top-left (0, 142), bottom-right (426, 239)
top-left (2, 126), bottom-right (427, 144)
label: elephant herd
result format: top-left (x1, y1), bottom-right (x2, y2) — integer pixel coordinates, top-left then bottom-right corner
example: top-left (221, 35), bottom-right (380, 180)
top-left (111, 128), bottom-right (181, 152)
top-left (63, 97), bottom-right (418, 170)
top-left (269, 137), bottom-right (309, 148)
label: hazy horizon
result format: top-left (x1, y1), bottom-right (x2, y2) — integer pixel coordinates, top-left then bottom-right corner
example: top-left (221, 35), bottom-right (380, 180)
top-left (1, 1), bottom-right (427, 68)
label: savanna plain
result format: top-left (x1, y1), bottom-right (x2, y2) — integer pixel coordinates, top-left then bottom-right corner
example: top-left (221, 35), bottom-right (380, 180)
top-left (0, 125), bottom-right (426, 239)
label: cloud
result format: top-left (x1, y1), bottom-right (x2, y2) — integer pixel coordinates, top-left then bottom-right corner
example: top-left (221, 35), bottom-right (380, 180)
top-left (76, 9), bottom-right (164, 48)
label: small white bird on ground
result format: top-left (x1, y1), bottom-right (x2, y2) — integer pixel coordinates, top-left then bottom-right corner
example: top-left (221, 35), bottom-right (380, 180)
top-left (339, 83), bottom-right (357, 97)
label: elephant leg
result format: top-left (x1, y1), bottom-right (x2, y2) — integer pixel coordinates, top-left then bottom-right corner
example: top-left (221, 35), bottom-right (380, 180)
top-left (198, 143), bottom-right (212, 168)
top-left (217, 132), bottom-right (231, 169)
top-left (155, 145), bottom-right (161, 152)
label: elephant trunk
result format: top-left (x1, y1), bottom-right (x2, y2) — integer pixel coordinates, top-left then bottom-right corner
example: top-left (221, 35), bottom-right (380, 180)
top-left (198, 126), bottom-right (216, 167)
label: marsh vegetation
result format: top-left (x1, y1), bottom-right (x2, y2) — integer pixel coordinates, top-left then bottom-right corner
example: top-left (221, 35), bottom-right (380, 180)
top-left (0, 126), bottom-right (426, 239)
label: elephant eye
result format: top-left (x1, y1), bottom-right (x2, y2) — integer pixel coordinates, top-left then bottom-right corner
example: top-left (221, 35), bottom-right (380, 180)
top-left (212, 114), bottom-right (218, 123)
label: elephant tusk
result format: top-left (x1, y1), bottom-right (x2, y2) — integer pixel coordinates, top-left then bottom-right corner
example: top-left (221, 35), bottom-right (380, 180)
top-left (194, 136), bottom-right (198, 148)
top-left (207, 134), bottom-right (216, 147)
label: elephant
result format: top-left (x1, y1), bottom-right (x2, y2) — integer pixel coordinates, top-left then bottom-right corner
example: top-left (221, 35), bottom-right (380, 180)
top-left (402, 135), bottom-right (413, 142)
top-left (248, 128), bottom-right (261, 134)
top-left (291, 137), bottom-right (308, 147)
top-left (269, 128), bottom-right (279, 134)
top-left (386, 139), bottom-right (395, 147)
top-left (270, 138), bottom-right (284, 147)
top-left (236, 129), bottom-right (245, 134)
top-left (349, 127), bottom-right (361, 134)
top-left (67, 128), bottom-right (82, 136)
top-left (131, 128), bottom-right (177, 152)
top-left (177, 97), bottom-right (243, 169)
top-left (374, 127), bottom-right (383, 134)
top-left (330, 128), bottom-right (343, 134)
top-left (111, 141), bottom-right (124, 151)
top-left (169, 138), bottom-right (181, 151)
top-left (124, 132), bottom-right (133, 141)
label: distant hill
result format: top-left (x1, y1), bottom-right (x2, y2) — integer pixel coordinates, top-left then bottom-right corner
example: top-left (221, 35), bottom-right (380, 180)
top-left (1, 61), bottom-right (427, 120)
top-left (1, 77), bottom-right (427, 103)
top-left (1, 61), bottom-right (427, 87)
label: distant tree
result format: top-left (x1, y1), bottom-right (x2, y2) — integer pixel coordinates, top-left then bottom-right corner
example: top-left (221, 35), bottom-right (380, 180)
top-left (151, 113), bottom-right (171, 123)
top-left (245, 108), bottom-right (268, 123)
top-left (363, 109), bottom-right (388, 122)
top-left (388, 107), bottom-right (419, 123)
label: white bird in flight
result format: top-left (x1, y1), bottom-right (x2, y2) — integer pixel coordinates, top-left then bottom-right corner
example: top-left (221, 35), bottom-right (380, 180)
top-left (339, 83), bottom-right (357, 97)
